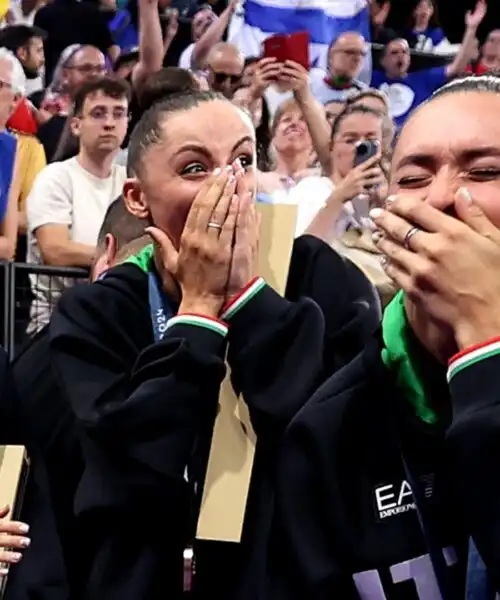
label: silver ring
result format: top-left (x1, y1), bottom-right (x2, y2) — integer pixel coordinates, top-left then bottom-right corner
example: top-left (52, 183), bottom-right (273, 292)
top-left (207, 222), bottom-right (222, 231)
top-left (403, 226), bottom-right (420, 250)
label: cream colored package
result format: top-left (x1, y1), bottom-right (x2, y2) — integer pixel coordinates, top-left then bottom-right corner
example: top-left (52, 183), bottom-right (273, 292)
top-left (0, 446), bottom-right (29, 599)
top-left (196, 203), bottom-right (297, 542)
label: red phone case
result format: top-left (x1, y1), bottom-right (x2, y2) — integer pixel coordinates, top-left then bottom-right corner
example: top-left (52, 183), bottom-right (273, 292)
top-left (263, 31), bottom-right (310, 70)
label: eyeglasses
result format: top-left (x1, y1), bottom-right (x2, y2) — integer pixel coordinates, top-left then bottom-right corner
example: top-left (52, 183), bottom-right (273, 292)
top-left (212, 71), bottom-right (241, 86)
top-left (336, 49), bottom-right (367, 58)
top-left (83, 106), bottom-right (129, 121)
top-left (67, 64), bottom-right (107, 75)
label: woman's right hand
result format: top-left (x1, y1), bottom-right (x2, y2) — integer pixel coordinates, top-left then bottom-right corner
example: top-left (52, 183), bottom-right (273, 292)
top-left (146, 167), bottom-right (239, 318)
top-left (0, 506), bottom-right (30, 576)
top-left (334, 154), bottom-right (385, 203)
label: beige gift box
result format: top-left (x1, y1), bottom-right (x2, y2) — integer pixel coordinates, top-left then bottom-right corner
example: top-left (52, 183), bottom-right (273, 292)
top-left (197, 203), bottom-right (297, 543)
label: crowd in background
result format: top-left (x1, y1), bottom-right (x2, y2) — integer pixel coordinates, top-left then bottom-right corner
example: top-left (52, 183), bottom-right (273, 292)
top-left (0, 0), bottom-right (499, 598)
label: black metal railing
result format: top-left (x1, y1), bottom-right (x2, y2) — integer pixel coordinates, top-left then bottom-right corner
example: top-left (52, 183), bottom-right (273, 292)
top-left (1, 261), bottom-right (89, 360)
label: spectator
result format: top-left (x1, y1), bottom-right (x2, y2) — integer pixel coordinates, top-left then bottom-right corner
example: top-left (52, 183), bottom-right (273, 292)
top-left (0, 48), bottom-right (21, 260)
top-left (372, 0), bottom-right (485, 128)
top-left (37, 44), bottom-right (107, 162)
top-left (0, 24), bottom-right (45, 95)
top-left (178, 3), bottom-right (216, 68)
top-left (270, 72), bottom-right (500, 600)
top-left (309, 32), bottom-right (367, 105)
top-left (290, 105), bottom-right (386, 241)
top-left (4, 0), bottom-right (44, 26)
top-left (404, 0), bottom-right (452, 53)
top-left (257, 98), bottom-right (314, 201)
top-left (33, 0), bottom-right (120, 84)
top-left (26, 76), bottom-right (130, 333)
top-left (467, 29), bottom-right (500, 74)
top-left (324, 99), bottom-right (345, 125)
top-left (204, 41), bottom-right (243, 98)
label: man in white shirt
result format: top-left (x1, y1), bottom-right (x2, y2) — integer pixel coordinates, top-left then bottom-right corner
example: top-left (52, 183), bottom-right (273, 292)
top-left (309, 32), bottom-right (367, 105)
top-left (26, 75), bottom-right (130, 333)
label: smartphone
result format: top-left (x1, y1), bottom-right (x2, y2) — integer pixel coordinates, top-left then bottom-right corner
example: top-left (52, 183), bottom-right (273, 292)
top-left (353, 139), bottom-right (380, 168)
top-left (262, 31), bottom-right (310, 70)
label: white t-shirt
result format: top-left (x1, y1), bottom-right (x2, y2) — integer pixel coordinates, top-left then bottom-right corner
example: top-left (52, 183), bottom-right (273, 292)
top-left (26, 157), bottom-right (126, 332)
top-left (178, 43), bottom-right (195, 69)
top-left (287, 175), bottom-right (362, 239)
top-left (264, 86), bottom-right (294, 121)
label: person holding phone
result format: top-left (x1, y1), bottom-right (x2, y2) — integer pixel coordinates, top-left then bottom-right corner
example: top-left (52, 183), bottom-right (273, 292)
top-left (288, 104), bottom-right (387, 240)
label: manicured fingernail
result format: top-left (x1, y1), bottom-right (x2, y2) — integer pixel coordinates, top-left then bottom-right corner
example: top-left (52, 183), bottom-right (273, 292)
top-left (225, 165), bottom-right (233, 173)
top-left (369, 208), bottom-right (383, 220)
top-left (213, 167), bottom-right (221, 176)
top-left (18, 523), bottom-right (29, 533)
top-left (0, 568), bottom-right (8, 576)
top-left (457, 186), bottom-right (473, 205)
top-left (11, 553), bottom-right (22, 562)
top-left (20, 538), bottom-right (30, 547)
top-left (380, 255), bottom-right (389, 267)
top-left (386, 195), bottom-right (396, 205)
top-left (372, 230), bottom-right (382, 243)
top-left (233, 158), bottom-right (242, 170)
top-left (228, 174), bottom-right (236, 183)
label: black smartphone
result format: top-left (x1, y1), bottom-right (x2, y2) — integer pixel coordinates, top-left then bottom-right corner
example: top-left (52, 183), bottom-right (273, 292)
top-left (353, 139), bottom-right (380, 168)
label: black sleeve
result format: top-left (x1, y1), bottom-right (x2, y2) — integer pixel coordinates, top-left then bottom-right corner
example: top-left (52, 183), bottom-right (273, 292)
top-left (269, 398), bottom-right (358, 600)
top-left (49, 280), bottom-right (229, 599)
top-left (49, 281), bottom-right (227, 494)
top-left (227, 236), bottom-right (379, 437)
top-left (447, 351), bottom-right (500, 591)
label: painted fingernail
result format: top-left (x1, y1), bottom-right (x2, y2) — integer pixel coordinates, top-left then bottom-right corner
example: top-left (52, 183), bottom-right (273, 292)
top-left (369, 208), bottom-right (383, 220)
top-left (11, 553), bottom-right (22, 562)
top-left (233, 158), bottom-right (242, 170)
top-left (228, 174), bottom-right (236, 183)
top-left (225, 165), bottom-right (233, 173)
top-left (456, 186), bottom-right (473, 205)
top-left (20, 538), bottom-right (30, 547)
top-left (386, 195), bottom-right (396, 205)
top-left (380, 255), bottom-right (389, 267)
top-left (0, 568), bottom-right (8, 576)
top-left (18, 523), bottom-right (29, 534)
top-left (372, 230), bottom-right (382, 244)
top-left (213, 167), bottom-right (221, 176)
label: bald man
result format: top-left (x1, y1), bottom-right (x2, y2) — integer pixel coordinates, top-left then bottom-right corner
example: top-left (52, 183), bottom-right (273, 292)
top-left (309, 32), bottom-right (367, 104)
top-left (205, 42), bottom-right (244, 99)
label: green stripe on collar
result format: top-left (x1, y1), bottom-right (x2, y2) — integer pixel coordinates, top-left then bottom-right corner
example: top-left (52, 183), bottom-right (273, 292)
top-left (381, 291), bottom-right (447, 425)
top-left (123, 243), bottom-right (154, 273)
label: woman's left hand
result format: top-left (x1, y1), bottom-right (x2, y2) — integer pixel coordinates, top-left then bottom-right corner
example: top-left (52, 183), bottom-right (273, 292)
top-left (226, 160), bottom-right (260, 298)
top-left (371, 188), bottom-right (500, 350)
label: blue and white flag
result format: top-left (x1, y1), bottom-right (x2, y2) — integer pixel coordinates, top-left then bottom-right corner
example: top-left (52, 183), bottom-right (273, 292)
top-left (229, 0), bottom-right (371, 72)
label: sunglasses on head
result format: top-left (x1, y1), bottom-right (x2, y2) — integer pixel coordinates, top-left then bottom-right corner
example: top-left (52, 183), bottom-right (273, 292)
top-left (212, 71), bottom-right (241, 86)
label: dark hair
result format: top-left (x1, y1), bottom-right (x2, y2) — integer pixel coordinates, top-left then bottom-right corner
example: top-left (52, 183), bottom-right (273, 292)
top-left (408, 0), bottom-right (440, 30)
top-left (331, 104), bottom-right (384, 141)
top-left (431, 73), bottom-right (500, 100)
top-left (97, 195), bottom-right (146, 250)
top-left (0, 24), bottom-right (46, 53)
top-left (73, 76), bottom-right (131, 115)
top-left (127, 89), bottom-right (235, 177)
top-left (138, 67), bottom-right (200, 111)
